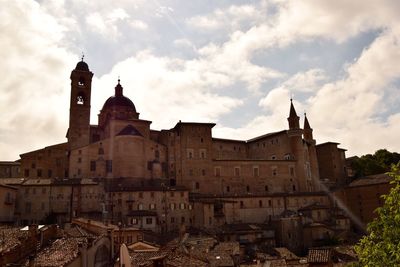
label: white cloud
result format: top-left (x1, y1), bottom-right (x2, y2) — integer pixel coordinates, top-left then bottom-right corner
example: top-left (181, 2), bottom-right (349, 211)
top-left (129, 20), bottom-right (148, 30)
top-left (91, 51), bottom-right (243, 129)
top-left (0, 0), bottom-right (76, 160)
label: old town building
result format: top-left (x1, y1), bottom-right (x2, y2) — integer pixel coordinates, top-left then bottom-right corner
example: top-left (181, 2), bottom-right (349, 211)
top-left (4, 59), bottom-right (362, 246)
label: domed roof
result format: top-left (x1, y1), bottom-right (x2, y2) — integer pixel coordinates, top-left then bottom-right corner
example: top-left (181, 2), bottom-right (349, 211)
top-left (102, 95), bottom-right (136, 111)
top-left (101, 80), bottom-right (136, 112)
top-left (75, 60), bottom-right (89, 71)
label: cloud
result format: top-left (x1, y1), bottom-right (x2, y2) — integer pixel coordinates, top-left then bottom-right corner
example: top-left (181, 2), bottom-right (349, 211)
top-left (187, 4), bottom-right (266, 31)
top-left (0, 0), bottom-right (76, 160)
top-left (91, 51), bottom-right (243, 129)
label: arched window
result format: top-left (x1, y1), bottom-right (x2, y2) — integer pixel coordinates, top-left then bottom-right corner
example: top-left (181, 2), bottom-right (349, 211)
top-left (76, 92), bottom-right (85, 105)
top-left (78, 77), bottom-right (86, 86)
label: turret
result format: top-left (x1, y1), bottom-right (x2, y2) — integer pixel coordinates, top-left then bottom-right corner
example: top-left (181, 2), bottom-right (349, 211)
top-left (303, 113), bottom-right (314, 141)
top-left (287, 99), bottom-right (300, 129)
top-left (68, 57), bottom-right (94, 150)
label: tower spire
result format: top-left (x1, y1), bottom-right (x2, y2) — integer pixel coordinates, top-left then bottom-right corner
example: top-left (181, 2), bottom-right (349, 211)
top-left (287, 99), bottom-right (300, 129)
top-left (303, 112), bottom-right (314, 141)
top-left (115, 77), bottom-right (123, 96)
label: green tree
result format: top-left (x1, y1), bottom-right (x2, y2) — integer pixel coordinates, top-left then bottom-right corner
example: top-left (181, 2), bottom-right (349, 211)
top-left (351, 149), bottom-right (400, 178)
top-left (354, 163), bottom-right (400, 266)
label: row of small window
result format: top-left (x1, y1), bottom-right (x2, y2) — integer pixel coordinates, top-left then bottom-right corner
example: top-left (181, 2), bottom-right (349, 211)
top-left (214, 166), bottom-right (295, 177)
top-left (127, 203), bottom-right (190, 210)
top-left (24, 169), bottom-right (53, 178)
top-left (254, 138), bottom-right (280, 148)
top-left (112, 191), bottom-right (186, 198)
top-left (89, 160), bottom-right (112, 172)
top-left (25, 187), bottom-right (48, 194)
top-left (186, 149), bottom-right (207, 159)
top-left (239, 199), bottom-right (276, 208)
top-left (130, 216), bottom-right (188, 225)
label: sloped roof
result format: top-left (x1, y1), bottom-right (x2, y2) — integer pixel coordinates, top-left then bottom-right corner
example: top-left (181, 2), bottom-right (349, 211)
top-left (348, 173), bottom-right (391, 187)
top-left (117, 124), bottom-right (143, 137)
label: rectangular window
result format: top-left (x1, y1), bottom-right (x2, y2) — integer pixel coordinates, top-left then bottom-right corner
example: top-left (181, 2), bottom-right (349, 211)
top-left (171, 217), bottom-right (175, 223)
top-left (186, 149), bottom-right (194, 159)
top-left (290, 167), bottom-right (294, 176)
top-left (24, 169), bottom-right (29, 177)
top-left (253, 166), bottom-right (259, 177)
top-left (180, 203), bottom-right (185, 209)
top-left (37, 169), bottom-right (42, 178)
top-left (149, 204), bottom-right (156, 210)
top-left (234, 167), bottom-right (240, 177)
top-left (199, 149), bottom-right (207, 159)
top-left (146, 218), bottom-right (153, 224)
top-left (106, 160), bottom-right (112, 173)
top-left (47, 169), bottom-right (52, 178)
top-left (90, 161), bottom-right (96, 171)
top-left (215, 167), bottom-right (221, 177)
top-left (131, 218), bottom-right (138, 225)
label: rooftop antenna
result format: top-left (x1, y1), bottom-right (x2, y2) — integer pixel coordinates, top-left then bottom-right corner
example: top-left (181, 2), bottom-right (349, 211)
top-left (81, 52), bottom-right (84, 62)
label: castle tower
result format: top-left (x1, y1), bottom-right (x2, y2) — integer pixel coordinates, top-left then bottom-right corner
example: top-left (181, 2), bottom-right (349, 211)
top-left (68, 58), bottom-right (94, 150)
top-left (302, 113), bottom-right (321, 191)
top-left (288, 99), bottom-right (300, 129)
top-left (287, 100), bottom-right (308, 191)
top-left (303, 113), bottom-right (314, 142)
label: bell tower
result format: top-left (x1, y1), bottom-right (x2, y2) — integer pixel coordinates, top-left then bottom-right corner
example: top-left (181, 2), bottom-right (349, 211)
top-left (68, 57), bottom-right (93, 150)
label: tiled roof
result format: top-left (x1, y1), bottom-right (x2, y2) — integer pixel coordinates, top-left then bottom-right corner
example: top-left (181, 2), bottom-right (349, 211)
top-left (247, 130), bottom-right (287, 143)
top-left (0, 227), bottom-right (30, 253)
top-left (274, 247), bottom-right (299, 260)
top-left (348, 173), bottom-right (391, 187)
top-left (307, 248), bottom-right (332, 263)
top-left (31, 237), bottom-right (86, 266)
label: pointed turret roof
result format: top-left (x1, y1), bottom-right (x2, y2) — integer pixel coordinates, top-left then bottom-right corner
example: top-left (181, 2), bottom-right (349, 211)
top-left (304, 113), bottom-right (311, 129)
top-left (289, 99), bottom-right (298, 118)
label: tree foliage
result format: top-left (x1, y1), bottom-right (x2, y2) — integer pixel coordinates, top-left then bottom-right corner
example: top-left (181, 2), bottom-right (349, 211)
top-left (354, 163), bottom-right (400, 266)
top-left (351, 149), bottom-right (400, 178)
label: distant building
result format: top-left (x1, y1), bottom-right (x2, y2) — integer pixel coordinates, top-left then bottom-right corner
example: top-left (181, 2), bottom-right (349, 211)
top-left (4, 59), bottom-right (365, 254)
top-left (18, 59), bottom-right (344, 196)
top-left (0, 161), bottom-right (21, 178)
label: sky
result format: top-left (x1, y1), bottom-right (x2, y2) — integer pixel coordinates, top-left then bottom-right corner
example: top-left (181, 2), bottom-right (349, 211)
top-left (1, 0), bottom-right (400, 160)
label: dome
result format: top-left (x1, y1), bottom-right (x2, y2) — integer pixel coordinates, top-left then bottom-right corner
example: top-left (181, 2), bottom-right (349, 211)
top-left (75, 60), bottom-right (89, 71)
top-left (101, 80), bottom-right (136, 112)
top-left (102, 95), bottom-right (136, 112)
